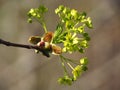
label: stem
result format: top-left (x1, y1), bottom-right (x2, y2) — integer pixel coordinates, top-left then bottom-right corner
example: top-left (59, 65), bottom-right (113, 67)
top-left (42, 22), bottom-right (48, 33)
top-left (60, 55), bottom-right (79, 65)
top-left (35, 18), bottom-right (48, 33)
top-left (0, 38), bottom-right (50, 57)
top-left (60, 55), bottom-right (68, 75)
top-left (67, 62), bottom-right (74, 70)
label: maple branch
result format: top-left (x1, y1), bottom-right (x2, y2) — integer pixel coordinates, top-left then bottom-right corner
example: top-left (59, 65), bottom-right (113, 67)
top-left (0, 38), bottom-right (50, 57)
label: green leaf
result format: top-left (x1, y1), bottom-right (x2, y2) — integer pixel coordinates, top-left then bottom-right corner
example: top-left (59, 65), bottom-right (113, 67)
top-left (53, 23), bottom-right (63, 43)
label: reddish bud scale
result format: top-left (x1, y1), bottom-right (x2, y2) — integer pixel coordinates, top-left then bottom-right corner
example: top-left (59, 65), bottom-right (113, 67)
top-left (43, 32), bottom-right (53, 42)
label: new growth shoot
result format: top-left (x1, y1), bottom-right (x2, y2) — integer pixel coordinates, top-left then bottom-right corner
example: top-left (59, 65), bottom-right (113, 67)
top-left (27, 5), bottom-right (93, 85)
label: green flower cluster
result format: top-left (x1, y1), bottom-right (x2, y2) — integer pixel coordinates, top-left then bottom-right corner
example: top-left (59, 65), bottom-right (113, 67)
top-left (58, 56), bottom-right (88, 85)
top-left (53, 5), bottom-right (93, 53)
top-left (27, 5), bottom-right (48, 33)
top-left (72, 57), bottom-right (88, 81)
top-left (27, 5), bottom-right (47, 23)
top-left (58, 75), bottom-right (73, 85)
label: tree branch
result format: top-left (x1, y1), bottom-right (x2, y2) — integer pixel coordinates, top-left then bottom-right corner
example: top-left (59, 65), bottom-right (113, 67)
top-left (0, 38), bottom-right (50, 57)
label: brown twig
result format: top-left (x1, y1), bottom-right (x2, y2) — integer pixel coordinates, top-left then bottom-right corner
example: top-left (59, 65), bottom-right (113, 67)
top-left (0, 38), bottom-right (50, 57)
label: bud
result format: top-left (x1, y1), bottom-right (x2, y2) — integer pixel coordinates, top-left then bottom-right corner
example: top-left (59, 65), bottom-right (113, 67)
top-left (43, 32), bottom-right (53, 42)
top-left (80, 57), bottom-right (88, 65)
top-left (28, 36), bottom-right (41, 44)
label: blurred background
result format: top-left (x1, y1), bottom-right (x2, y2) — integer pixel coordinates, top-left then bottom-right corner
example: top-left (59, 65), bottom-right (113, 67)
top-left (0, 0), bottom-right (120, 90)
